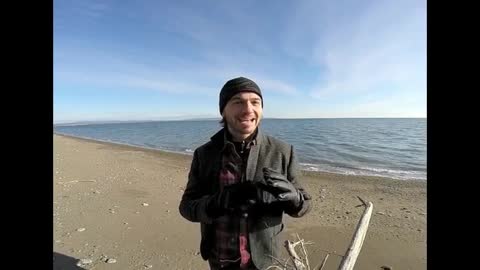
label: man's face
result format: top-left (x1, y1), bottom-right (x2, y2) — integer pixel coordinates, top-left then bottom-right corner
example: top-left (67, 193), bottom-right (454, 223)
top-left (222, 92), bottom-right (263, 140)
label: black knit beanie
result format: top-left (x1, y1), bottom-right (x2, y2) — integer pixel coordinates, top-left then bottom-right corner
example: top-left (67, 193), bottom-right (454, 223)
top-left (219, 77), bottom-right (263, 114)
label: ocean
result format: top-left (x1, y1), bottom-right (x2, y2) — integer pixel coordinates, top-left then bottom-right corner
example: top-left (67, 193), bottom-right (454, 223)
top-left (54, 118), bottom-right (426, 181)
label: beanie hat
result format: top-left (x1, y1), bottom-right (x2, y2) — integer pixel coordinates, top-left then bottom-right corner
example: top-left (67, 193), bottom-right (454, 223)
top-left (219, 77), bottom-right (263, 114)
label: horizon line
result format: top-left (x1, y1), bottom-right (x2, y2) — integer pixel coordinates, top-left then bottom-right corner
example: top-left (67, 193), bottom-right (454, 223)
top-left (54, 116), bottom-right (426, 125)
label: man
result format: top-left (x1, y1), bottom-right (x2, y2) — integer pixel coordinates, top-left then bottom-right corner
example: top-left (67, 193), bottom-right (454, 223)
top-left (179, 77), bottom-right (311, 270)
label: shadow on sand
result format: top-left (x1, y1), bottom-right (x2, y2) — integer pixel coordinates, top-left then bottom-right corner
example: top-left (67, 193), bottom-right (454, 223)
top-left (53, 252), bottom-right (86, 270)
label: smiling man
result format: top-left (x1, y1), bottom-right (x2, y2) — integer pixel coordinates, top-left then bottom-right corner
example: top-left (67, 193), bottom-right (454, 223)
top-left (179, 77), bottom-right (312, 270)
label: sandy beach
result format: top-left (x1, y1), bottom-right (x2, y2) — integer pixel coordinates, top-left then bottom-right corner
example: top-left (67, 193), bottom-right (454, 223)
top-left (53, 134), bottom-right (426, 270)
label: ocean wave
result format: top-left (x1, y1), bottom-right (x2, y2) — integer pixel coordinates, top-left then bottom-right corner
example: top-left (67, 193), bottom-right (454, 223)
top-left (300, 163), bottom-right (426, 181)
top-left (55, 119), bottom-right (426, 181)
top-left (357, 166), bottom-right (421, 174)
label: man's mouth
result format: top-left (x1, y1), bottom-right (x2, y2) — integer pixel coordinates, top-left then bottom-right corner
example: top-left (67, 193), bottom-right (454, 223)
top-left (239, 118), bottom-right (255, 124)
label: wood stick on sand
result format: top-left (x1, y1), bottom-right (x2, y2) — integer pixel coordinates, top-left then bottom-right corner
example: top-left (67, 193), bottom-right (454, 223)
top-left (296, 233), bottom-right (311, 270)
top-left (266, 255), bottom-right (293, 269)
top-left (338, 197), bottom-right (373, 270)
top-left (285, 240), bottom-right (307, 270)
top-left (312, 252), bottom-right (330, 270)
top-left (57, 180), bottom-right (97, 184)
top-left (318, 253), bottom-right (329, 270)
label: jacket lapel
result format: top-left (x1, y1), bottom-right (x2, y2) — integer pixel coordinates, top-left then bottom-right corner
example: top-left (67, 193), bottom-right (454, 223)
top-left (246, 128), bottom-right (265, 182)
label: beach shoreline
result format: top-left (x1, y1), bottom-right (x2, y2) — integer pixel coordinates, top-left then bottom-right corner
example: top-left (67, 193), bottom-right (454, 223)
top-left (54, 132), bottom-right (425, 183)
top-left (54, 134), bottom-right (426, 270)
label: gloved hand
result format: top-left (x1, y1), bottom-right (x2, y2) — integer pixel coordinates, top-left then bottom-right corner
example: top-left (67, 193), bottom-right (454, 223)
top-left (261, 168), bottom-right (302, 209)
top-left (206, 182), bottom-right (260, 217)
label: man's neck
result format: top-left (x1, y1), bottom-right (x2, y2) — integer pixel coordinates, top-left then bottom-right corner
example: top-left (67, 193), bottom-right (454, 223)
top-left (226, 127), bottom-right (257, 143)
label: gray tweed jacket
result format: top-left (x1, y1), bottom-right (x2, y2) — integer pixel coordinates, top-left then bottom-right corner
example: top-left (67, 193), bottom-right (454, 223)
top-left (179, 128), bottom-right (312, 270)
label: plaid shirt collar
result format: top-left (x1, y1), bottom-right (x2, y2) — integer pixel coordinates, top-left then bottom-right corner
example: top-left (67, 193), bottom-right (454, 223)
top-left (223, 128), bottom-right (257, 150)
top-left (210, 126), bottom-right (263, 149)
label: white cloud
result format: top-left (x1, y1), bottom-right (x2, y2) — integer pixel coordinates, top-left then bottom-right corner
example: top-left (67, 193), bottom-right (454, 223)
top-left (78, 1), bottom-right (111, 18)
top-left (283, 0), bottom-right (426, 101)
top-left (318, 4), bottom-right (424, 98)
top-left (123, 77), bottom-right (215, 96)
top-left (55, 44), bottom-right (300, 98)
top-left (55, 69), bottom-right (217, 96)
top-left (187, 65), bottom-right (300, 96)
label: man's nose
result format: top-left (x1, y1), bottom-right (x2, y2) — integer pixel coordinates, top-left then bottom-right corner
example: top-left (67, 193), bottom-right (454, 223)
top-left (242, 101), bottom-right (254, 113)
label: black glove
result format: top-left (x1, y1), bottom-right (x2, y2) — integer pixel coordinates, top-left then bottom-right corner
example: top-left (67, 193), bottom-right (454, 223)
top-left (206, 182), bottom-right (260, 217)
top-left (261, 168), bottom-right (302, 209)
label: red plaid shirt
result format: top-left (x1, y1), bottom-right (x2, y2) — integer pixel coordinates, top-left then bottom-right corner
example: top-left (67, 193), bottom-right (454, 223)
top-left (209, 137), bottom-right (256, 269)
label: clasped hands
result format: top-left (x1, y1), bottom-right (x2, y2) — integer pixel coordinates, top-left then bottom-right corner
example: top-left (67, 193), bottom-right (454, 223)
top-left (206, 168), bottom-right (302, 217)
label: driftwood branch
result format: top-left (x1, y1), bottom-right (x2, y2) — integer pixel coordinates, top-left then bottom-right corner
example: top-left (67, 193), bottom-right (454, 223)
top-left (354, 196), bottom-right (368, 208)
top-left (267, 255), bottom-right (293, 269)
top-left (268, 196), bottom-right (373, 270)
top-left (318, 253), bottom-right (329, 270)
top-left (314, 248), bottom-right (343, 258)
top-left (356, 196), bottom-right (367, 206)
top-left (266, 266), bottom-right (286, 270)
top-left (57, 180), bottom-right (97, 185)
top-left (284, 257), bottom-right (292, 269)
top-left (285, 240), bottom-right (307, 270)
top-left (312, 252), bottom-right (329, 270)
top-left (296, 233), bottom-right (310, 270)
top-left (338, 199), bottom-right (373, 270)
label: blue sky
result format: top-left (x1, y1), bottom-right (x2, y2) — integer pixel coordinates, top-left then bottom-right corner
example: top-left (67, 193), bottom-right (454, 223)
top-left (54, 0), bottom-right (426, 123)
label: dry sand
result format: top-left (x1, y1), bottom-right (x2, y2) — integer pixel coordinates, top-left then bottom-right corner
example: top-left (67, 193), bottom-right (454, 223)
top-left (53, 134), bottom-right (426, 270)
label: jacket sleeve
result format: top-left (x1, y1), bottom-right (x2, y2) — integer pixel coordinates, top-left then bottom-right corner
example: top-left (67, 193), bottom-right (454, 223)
top-left (178, 149), bottom-right (213, 224)
top-left (285, 145), bottom-right (312, 217)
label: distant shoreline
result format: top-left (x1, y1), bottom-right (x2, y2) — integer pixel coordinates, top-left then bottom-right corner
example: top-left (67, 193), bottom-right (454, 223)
top-left (54, 132), bottom-right (425, 183)
top-left (54, 132), bottom-right (195, 157)
top-left (54, 117), bottom-right (426, 126)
